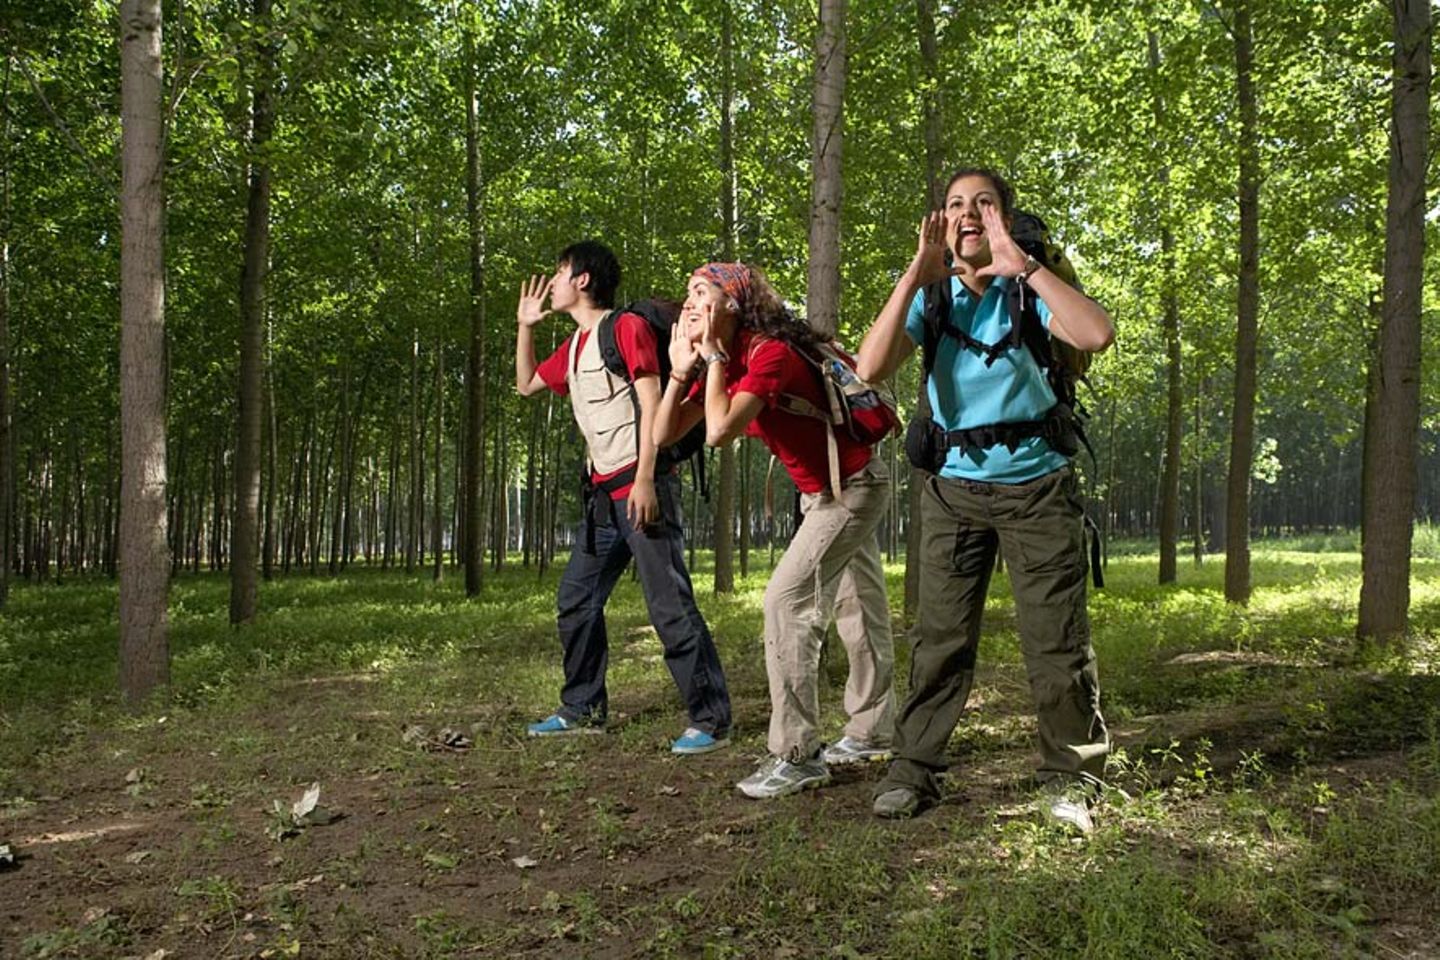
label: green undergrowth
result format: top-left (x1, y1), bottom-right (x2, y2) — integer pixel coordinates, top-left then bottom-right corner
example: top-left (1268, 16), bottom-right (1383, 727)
top-left (3, 542), bottom-right (1440, 957)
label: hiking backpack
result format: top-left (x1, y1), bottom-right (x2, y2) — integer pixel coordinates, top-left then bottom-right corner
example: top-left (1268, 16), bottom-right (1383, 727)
top-left (769, 338), bottom-right (900, 497)
top-left (594, 299), bottom-right (709, 497)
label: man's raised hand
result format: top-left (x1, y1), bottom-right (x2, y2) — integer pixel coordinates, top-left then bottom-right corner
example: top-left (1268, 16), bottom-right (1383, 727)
top-left (517, 275), bottom-right (554, 327)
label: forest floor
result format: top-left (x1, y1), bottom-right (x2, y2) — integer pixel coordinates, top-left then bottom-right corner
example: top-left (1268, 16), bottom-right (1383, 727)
top-left (2, 543), bottom-right (1440, 959)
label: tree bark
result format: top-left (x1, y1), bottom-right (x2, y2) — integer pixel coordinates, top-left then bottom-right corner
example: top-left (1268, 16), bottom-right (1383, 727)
top-left (808, 0), bottom-right (845, 338)
top-left (262, 333), bottom-right (278, 580)
top-left (907, 0), bottom-right (943, 618)
top-left (119, 0), bottom-right (170, 703)
top-left (1358, 0), bottom-right (1431, 641)
top-left (1151, 31), bottom-right (1184, 585)
top-left (230, 0), bottom-right (273, 623)
top-left (0, 55), bottom-right (12, 608)
top-left (1192, 376), bottom-right (1205, 564)
top-left (524, 401), bottom-right (538, 567)
top-left (407, 333), bottom-right (419, 572)
top-left (713, 0), bottom-right (741, 594)
top-left (464, 25), bottom-right (488, 597)
top-left (1224, 0), bottom-right (1259, 605)
top-left (384, 418), bottom-right (398, 569)
top-left (432, 338), bottom-right (444, 581)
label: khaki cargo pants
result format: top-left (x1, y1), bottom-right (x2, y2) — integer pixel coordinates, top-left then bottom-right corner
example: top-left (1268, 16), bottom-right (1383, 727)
top-left (763, 459), bottom-right (896, 762)
top-left (879, 466), bottom-right (1107, 802)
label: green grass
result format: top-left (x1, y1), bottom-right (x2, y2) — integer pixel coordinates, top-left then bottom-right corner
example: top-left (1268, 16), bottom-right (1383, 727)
top-left (3, 541), bottom-right (1440, 957)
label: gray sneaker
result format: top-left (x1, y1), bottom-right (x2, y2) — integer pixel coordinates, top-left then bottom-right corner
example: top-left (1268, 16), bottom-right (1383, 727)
top-left (1041, 782), bottom-right (1097, 835)
top-left (822, 736), bottom-right (894, 766)
top-left (872, 786), bottom-right (923, 819)
top-left (736, 754), bottom-right (831, 799)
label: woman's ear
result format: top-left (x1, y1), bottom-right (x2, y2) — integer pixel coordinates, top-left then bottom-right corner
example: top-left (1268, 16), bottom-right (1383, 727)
top-left (726, 299), bottom-right (739, 313)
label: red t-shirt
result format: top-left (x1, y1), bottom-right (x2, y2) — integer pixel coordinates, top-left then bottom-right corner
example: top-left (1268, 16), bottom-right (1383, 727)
top-left (693, 331), bottom-right (872, 495)
top-left (537, 312), bottom-right (661, 500)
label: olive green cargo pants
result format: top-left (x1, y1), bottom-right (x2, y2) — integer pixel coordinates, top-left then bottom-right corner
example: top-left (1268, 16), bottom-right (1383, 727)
top-left (878, 466), bottom-right (1107, 803)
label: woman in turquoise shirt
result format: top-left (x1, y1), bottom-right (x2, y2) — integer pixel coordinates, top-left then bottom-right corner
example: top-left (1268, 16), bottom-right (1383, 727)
top-left (855, 168), bottom-right (1115, 831)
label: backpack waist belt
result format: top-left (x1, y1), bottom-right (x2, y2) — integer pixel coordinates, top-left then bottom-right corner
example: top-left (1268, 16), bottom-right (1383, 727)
top-left (906, 404), bottom-right (1082, 473)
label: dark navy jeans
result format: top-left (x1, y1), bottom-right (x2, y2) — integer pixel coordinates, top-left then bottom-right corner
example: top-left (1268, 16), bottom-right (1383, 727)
top-left (555, 473), bottom-right (731, 736)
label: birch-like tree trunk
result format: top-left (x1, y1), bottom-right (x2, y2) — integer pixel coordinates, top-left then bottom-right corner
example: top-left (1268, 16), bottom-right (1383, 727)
top-left (1224, 0), bottom-right (1259, 605)
top-left (432, 338), bottom-right (444, 581)
top-left (463, 24), bottom-right (488, 597)
top-left (231, 0), bottom-right (273, 622)
top-left (1358, 0), bottom-right (1431, 641)
top-left (0, 56), bottom-right (11, 609)
top-left (907, 0), bottom-right (943, 618)
top-left (808, 0), bottom-right (845, 338)
top-left (119, 0), bottom-right (170, 702)
top-left (713, 0), bottom-right (740, 594)
top-left (1150, 31), bottom-right (1184, 585)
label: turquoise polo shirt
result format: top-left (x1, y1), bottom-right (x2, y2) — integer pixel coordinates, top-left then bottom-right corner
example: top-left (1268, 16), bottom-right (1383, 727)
top-left (905, 275), bottom-right (1069, 483)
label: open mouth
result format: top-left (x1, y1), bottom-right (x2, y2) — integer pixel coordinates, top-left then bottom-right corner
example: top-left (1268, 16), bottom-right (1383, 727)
top-left (958, 224), bottom-right (983, 242)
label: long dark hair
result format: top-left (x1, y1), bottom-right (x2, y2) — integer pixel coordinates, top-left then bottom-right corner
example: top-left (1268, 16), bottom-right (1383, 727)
top-left (736, 266), bottom-right (823, 351)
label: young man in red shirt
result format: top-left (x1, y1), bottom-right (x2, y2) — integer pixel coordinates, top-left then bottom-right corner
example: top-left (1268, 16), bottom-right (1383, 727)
top-left (515, 241), bottom-right (732, 754)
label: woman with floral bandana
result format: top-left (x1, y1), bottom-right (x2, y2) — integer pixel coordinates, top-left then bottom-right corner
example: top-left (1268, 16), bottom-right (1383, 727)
top-left (653, 262), bottom-right (896, 800)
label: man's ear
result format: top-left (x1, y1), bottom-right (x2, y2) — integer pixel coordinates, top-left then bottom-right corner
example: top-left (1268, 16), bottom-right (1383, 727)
top-left (573, 271), bottom-right (591, 293)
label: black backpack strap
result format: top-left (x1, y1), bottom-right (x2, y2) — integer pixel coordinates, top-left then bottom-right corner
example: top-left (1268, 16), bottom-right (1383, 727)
top-left (595, 309), bottom-right (627, 381)
top-left (928, 278), bottom-right (1018, 369)
top-left (1085, 512), bottom-right (1104, 589)
top-left (1007, 279), bottom-right (1054, 372)
top-left (920, 279), bottom-right (949, 379)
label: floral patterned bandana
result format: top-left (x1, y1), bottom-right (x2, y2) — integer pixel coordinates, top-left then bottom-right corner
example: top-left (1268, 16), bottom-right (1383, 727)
top-left (693, 262), bottom-right (754, 312)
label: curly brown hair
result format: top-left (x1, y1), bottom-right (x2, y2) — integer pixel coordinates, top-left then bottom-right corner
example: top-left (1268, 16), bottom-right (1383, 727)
top-left (734, 266), bottom-right (823, 351)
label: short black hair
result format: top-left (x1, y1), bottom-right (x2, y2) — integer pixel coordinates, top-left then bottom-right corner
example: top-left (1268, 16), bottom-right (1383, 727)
top-left (944, 167), bottom-right (1016, 217)
top-left (557, 240), bottom-right (621, 308)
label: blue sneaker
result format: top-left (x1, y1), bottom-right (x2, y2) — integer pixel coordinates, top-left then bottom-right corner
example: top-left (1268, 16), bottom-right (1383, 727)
top-left (526, 713), bottom-right (604, 737)
top-left (671, 727), bottom-right (730, 755)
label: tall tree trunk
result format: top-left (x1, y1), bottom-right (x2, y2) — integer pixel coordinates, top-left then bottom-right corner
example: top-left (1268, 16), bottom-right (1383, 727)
top-left (1151, 31), bottom-right (1184, 585)
top-left (808, 0), bottom-right (845, 338)
top-left (407, 333), bottom-right (419, 572)
top-left (341, 368), bottom-right (368, 569)
top-left (907, 0), bottom-right (943, 618)
top-left (384, 418), bottom-right (398, 569)
top-left (713, 0), bottom-right (741, 594)
top-left (231, 0), bottom-right (273, 623)
top-left (524, 401), bottom-right (538, 567)
top-left (211, 431), bottom-right (226, 570)
top-left (432, 339), bottom-right (444, 581)
top-left (118, 0), bottom-right (169, 703)
top-left (464, 25), bottom-right (488, 597)
top-left (490, 414), bottom-right (505, 569)
top-left (739, 438), bottom-right (750, 579)
top-left (329, 365), bottom-right (348, 574)
top-left (1359, 0), bottom-right (1431, 641)
top-left (1224, 0), bottom-right (1259, 605)
top-left (1192, 376), bottom-right (1205, 564)
top-left (262, 333), bottom-right (278, 580)
top-left (0, 55), bottom-right (12, 609)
